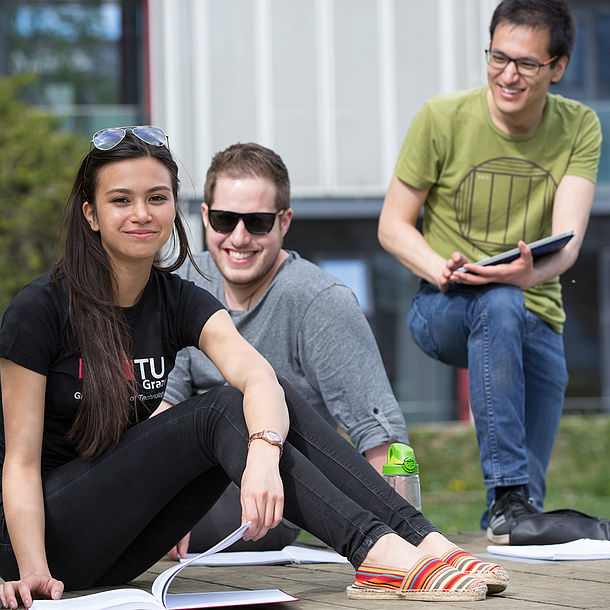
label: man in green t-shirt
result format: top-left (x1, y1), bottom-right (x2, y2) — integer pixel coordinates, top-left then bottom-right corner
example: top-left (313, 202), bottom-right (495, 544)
top-left (379, 0), bottom-right (602, 544)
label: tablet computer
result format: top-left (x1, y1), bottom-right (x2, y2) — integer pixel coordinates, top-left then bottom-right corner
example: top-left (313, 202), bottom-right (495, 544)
top-left (457, 230), bottom-right (574, 273)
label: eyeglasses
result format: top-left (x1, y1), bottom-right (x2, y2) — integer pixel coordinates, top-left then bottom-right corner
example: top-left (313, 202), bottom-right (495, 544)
top-left (208, 209), bottom-right (285, 235)
top-left (485, 44), bottom-right (558, 77)
top-left (91, 126), bottom-right (169, 151)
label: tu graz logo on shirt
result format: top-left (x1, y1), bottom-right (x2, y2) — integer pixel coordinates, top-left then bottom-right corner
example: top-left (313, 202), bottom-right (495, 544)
top-left (75, 356), bottom-right (167, 401)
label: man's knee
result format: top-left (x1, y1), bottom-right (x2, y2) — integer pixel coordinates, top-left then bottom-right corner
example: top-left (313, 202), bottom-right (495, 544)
top-left (478, 285), bottom-right (527, 329)
top-left (196, 385), bottom-right (243, 408)
top-left (183, 386), bottom-right (246, 431)
top-left (481, 284), bottom-right (523, 308)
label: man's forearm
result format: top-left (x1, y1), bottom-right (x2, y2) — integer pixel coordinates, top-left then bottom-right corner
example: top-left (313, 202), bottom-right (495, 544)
top-left (365, 442), bottom-right (394, 476)
top-left (378, 175), bottom-right (447, 287)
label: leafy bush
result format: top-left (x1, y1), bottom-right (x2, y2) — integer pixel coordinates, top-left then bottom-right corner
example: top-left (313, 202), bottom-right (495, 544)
top-left (0, 74), bottom-right (88, 314)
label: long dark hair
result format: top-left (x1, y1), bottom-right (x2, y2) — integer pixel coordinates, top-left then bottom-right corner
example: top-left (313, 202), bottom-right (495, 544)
top-left (490, 0), bottom-right (575, 61)
top-left (51, 131), bottom-right (195, 460)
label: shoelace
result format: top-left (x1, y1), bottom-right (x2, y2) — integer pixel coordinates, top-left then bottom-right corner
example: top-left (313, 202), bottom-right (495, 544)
top-left (508, 492), bottom-right (539, 521)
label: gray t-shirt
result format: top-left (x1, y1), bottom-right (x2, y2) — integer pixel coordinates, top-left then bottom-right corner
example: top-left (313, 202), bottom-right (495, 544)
top-left (164, 250), bottom-right (409, 453)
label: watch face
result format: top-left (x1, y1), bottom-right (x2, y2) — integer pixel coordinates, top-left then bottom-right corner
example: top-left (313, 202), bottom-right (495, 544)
top-left (267, 430), bottom-right (282, 443)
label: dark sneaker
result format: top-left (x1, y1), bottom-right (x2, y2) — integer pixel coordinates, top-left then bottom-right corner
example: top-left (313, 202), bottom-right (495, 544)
top-left (487, 491), bottom-right (538, 544)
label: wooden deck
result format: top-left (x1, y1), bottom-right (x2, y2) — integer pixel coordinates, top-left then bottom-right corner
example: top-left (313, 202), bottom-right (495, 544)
top-left (59, 531), bottom-right (609, 609)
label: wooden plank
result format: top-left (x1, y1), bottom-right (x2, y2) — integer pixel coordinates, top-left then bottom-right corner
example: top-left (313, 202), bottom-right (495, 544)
top-left (14, 532), bottom-right (610, 609)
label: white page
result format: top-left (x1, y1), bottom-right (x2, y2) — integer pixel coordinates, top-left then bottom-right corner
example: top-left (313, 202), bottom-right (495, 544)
top-left (282, 545), bottom-right (349, 564)
top-left (182, 544), bottom-right (348, 566)
top-left (164, 589), bottom-right (298, 609)
top-left (153, 523), bottom-right (251, 604)
top-left (487, 538), bottom-right (610, 561)
top-left (184, 549), bottom-right (290, 566)
top-left (32, 523), bottom-right (300, 610)
top-left (30, 586), bottom-right (297, 610)
top-left (31, 588), bottom-right (160, 610)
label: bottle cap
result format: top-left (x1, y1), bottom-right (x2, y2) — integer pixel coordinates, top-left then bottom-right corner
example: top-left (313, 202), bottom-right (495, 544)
top-left (382, 442), bottom-right (419, 475)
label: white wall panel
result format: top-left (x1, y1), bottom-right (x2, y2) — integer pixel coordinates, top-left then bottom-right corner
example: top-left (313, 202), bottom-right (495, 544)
top-left (272, 0), bottom-right (320, 191)
top-left (150, 0), bottom-right (498, 200)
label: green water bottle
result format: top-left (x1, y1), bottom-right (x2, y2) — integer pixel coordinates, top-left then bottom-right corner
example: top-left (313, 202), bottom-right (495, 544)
top-left (383, 443), bottom-right (422, 511)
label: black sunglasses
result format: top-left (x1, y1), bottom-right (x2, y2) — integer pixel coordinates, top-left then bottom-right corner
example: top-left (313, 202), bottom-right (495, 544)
top-left (208, 209), bottom-right (285, 235)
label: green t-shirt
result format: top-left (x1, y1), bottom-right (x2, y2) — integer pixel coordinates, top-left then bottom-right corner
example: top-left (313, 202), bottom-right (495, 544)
top-left (395, 86), bottom-right (602, 332)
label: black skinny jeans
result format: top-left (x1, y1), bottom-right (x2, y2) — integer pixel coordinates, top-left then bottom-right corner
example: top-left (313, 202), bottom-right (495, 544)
top-left (0, 379), bottom-right (437, 590)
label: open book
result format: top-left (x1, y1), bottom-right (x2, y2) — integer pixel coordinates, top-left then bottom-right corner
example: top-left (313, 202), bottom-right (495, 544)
top-left (181, 544), bottom-right (349, 567)
top-left (31, 524), bottom-right (298, 609)
top-left (457, 230), bottom-right (574, 273)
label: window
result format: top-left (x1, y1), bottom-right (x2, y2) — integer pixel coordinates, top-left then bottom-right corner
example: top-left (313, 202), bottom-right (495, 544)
top-left (0, 0), bottom-right (146, 135)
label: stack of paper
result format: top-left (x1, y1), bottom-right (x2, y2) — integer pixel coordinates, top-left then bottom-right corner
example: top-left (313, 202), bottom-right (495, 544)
top-left (182, 544), bottom-right (349, 566)
top-left (487, 538), bottom-right (610, 561)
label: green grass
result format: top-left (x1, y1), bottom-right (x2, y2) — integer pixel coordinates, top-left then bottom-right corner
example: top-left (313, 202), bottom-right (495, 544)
top-left (410, 414), bottom-right (610, 533)
top-left (297, 414), bottom-right (610, 540)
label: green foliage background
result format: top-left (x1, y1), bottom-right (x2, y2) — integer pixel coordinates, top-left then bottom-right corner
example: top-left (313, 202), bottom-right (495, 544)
top-left (411, 414), bottom-right (610, 533)
top-left (298, 414), bottom-right (610, 540)
top-left (0, 75), bottom-right (88, 315)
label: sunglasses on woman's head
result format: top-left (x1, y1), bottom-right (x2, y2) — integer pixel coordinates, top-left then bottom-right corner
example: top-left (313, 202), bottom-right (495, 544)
top-left (91, 126), bottom-right (169, 151)
top-left (208, 209), bottom-right (285, 235)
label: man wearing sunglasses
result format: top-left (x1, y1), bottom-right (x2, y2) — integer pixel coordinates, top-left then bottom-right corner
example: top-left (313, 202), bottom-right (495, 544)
top-left (161, 142), bottom-right (410, 557)
top-left (379, 0), bottom-right (601, 544)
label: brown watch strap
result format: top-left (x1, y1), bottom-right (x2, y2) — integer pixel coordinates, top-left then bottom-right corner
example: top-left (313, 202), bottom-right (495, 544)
top-left (248, 430), bottom-right (284, 456)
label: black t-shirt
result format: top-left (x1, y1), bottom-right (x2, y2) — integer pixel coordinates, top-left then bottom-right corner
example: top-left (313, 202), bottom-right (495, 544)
top-left (0, 269), bottom-right (224, 476)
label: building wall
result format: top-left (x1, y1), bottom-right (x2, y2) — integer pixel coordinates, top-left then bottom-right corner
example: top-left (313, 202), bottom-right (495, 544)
top-left (146, 0), bottom-right (504, 420)
top-left (148, 0), bottom-right (498, 200)
top-left (147, 0), bottom-right (610, 420)
top-left (2, 0), bottom-right (608, 418)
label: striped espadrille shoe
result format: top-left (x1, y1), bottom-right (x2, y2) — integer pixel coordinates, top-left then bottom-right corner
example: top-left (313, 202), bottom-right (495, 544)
top-left (346, 556), bottom-right (487, 601)
top-left (440, 547), bottom-right (509, 594)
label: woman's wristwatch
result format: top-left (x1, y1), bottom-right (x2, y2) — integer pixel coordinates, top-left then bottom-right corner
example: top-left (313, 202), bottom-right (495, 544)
top-left (248, 430), bottom-right (284, 456)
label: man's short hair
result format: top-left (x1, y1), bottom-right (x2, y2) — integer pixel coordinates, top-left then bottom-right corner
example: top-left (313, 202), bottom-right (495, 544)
top-left (204, 142), bottom-right (291, 211)
top-left (490, 0), bottom-right (576, 61)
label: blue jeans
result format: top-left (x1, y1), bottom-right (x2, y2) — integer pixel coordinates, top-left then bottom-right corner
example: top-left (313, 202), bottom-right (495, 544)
top-left (0, 379), bottom-right (437, 590)
top-left (407, 282), bottom-right (568, 519)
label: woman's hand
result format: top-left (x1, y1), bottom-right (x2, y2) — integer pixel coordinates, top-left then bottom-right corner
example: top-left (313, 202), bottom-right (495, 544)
top-left (239, 442), bottom-right (284, 542)
top-left (0, 574), bottom-right (64, 609)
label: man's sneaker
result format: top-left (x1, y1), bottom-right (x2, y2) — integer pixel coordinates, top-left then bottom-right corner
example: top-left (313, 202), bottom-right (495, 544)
top-left (487, 490), bottom-right (538, 544)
